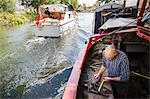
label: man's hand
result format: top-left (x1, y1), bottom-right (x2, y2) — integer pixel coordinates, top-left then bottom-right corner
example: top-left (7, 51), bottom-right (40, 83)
top-left (94, 74), bottom-right (100, 81)
top-left (104, 77), bottom-right (112, 82)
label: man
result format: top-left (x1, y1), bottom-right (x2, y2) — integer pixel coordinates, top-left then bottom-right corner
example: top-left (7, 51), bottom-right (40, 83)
top-left (44, 7), bottom-right (51, 17)
top-left (44, 7), bottom-right (55, 19)
top-left (94, 40), bottom-right (130, 98)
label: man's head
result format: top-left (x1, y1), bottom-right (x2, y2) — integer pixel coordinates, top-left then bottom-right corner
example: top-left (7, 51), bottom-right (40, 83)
top-left (110, 39), bottom-right (119, 49)
top-left (104, 44), bottom-right (118, 60)
top-left (46, 7), bottom-right (49, 10)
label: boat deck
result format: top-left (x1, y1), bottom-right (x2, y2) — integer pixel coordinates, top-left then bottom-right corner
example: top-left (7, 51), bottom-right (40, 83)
top-left (76, 32), bottom-right (150, 98)
top-left (77, 43), bottom-right (114, 99)
top-left (77, 62), bottom-right (114, 99)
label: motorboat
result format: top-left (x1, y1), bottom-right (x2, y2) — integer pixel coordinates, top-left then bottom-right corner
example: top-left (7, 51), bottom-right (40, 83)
top-left (31, 4), bottom-right (77, 37)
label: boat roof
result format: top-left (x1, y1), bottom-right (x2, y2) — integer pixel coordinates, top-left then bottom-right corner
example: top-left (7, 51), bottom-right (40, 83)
top-left (96, 2), bottom-right (123, 12)
top-left (40, 4), bottom-right (68, 12)
top-left (99, 18), bottom-right (137, 30)
top-left (41, 4), bottom-right (67, 8)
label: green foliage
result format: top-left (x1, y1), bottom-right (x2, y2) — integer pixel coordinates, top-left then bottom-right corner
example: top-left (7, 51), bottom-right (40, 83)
top-left (21, 0), bottom-right (72, 7)
top-left (21, 0), bottom-right (33, 6)
top-left (31, 0), bottom-right (42, 8)
top-left (73, 0), bottom-right (78, 9)
top-left (22, 12), bottom-right (36, 21)
top-left (0, 0), bottom-right (16, 13)
top-left (21, 0), bottom-right (42, 8)
top-left (65, 0), bottom-right (71, 5)
top-left (0, 12), bottom-right (29, 26)
top-left (20, 0), bottom-right (78, 10)
top-left (45, 0), bottom-right (61, 4)
top-left (61, 0), bottom-right (71, 5)
top-left (45, 0), bottom-right (71, 5)
top-left (0, 0), bottom-right (37, 27)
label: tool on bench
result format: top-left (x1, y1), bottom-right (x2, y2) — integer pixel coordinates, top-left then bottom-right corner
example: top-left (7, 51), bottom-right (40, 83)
top-left (98, 79), bottom-right (105, 92)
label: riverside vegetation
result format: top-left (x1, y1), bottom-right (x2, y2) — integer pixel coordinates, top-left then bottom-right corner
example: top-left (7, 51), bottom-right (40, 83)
top-left (0, 12), bottom-right (36, 27)
top-left (0, 0), bottom-right (36, 28)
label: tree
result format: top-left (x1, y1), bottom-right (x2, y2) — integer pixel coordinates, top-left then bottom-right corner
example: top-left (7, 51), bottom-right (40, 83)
top-left (21, 0), bottom-right (71, 6)
top-left (45, 0), bottom-right (71, 5)
top-left (20, 0), bottom-right (76, 12)
top-left (20, 0), bottom-right (42, 13)
top-left (0, 0), bottom-right (16, 13)
top-left (31, 0), bottom-right (42, 7)
top-left (73, 0), bottom-right (78, 9)
top-left (21, 0), bottom-right (32, 6)
top-left (45, 0), bottom-right (61, 4)
top-left (65, 0), bottom-right (71, 5)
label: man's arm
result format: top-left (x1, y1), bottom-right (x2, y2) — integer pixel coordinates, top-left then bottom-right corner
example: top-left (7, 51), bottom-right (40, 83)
top-left (94, 65), bottom-right (106, 80)
top-left (98, 53), bottom-right (107, 76)
top-left (104, 76), bottom-right (121, 82)
top-left (98, 65), bottom-right (106, 76)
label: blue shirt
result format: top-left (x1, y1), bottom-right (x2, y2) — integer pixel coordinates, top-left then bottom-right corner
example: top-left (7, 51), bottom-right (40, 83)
top-left (102, 50), bottom-right (130, 81)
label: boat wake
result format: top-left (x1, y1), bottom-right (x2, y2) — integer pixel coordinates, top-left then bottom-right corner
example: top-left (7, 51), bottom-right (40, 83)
top-left (0, 13), bottom-right (94, 99)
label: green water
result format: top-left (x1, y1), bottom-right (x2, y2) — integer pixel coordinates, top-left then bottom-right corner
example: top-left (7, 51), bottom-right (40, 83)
top-left (0, 13), bottom-right (94, 98)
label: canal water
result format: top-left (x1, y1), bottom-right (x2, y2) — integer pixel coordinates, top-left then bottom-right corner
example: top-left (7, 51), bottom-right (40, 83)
top-left (0, 13), bottom-right (94, 98)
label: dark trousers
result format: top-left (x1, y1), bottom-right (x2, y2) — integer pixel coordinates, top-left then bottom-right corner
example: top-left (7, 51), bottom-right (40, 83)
top-left (111, 81), bottom-right (128, 98)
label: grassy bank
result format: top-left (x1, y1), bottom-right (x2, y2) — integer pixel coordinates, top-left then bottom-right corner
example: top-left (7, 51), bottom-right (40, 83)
top-left (0, 12), bottom-right (36, 27)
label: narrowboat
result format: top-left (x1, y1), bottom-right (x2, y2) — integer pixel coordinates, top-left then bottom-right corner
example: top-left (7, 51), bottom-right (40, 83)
top-left (63, 0), bottom-right (150, 99)
top-left (31, 4), bottom-right (77, 37)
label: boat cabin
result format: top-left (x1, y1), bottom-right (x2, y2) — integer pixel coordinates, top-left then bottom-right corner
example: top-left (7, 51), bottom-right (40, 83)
top-left (32, 4), bottom-right (77, 37)
top-left (93, 0), bottom-right (145, 34)
top-left (39, 4), bottom-right (75, 20)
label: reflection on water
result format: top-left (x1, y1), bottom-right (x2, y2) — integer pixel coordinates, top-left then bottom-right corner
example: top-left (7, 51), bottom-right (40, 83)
top-left (0, 13), bottom-right (94, 98)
